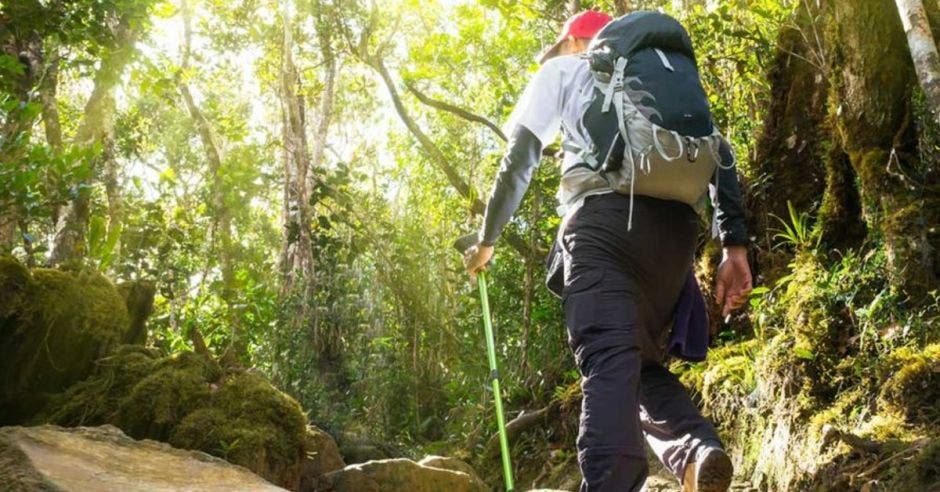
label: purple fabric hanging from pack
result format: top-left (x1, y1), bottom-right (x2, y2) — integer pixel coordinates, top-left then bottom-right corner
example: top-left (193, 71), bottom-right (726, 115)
top-left (668, 270), bottom-right (710, 362)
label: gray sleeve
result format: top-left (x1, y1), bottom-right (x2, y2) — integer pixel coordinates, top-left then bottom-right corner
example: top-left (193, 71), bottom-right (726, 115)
top-left (478, 125), bottom-right (544, 246)
top-left (711, 139), bottom-right (749, 247)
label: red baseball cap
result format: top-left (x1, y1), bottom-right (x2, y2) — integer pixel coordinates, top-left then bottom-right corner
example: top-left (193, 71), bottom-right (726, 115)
top-left (539, 10), bottom-right (613, 64)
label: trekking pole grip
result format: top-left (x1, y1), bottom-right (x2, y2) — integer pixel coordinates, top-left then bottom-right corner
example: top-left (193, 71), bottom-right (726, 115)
top-left (453, 232), bottom-right (479, 255)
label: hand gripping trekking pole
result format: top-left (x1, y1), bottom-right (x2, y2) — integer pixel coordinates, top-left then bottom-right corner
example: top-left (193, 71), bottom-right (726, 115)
top-left (454, 233), bottom-right (515, 492)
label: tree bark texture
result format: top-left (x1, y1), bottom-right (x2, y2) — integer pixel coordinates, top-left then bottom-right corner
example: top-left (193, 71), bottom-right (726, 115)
top-left (754, 0), bottom-right (937, 298)
top-left (827, 0), bottom-right (935, 298)
top-left (0, 29), bottom-right (43, 252)
top-left (308, 4), bottom-right (342, 368)
top-left (895, 0), bottom-right (940, 126)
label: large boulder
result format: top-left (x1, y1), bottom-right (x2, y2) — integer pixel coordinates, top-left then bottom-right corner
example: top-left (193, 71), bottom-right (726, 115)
top-left (0, 257), bottom-right (129, 424)
top-left (314, 457), bottom-right (487, 492)
top-left (297, 426), bottom-right (346, 491)
top-left (0, 425), bottom-right (285, 491)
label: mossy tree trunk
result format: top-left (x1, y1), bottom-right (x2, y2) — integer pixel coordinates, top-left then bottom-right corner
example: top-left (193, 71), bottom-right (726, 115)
top-left (49, 17), bottom-right (138, 265)
top-left (825, 0), bottom-right (935, 299)
top-left (751, 6), bottom-right (832, 252)
top-left (0, 28), bottom-right (44, 254)
top-left (754, 0), bottom-right (937, 299)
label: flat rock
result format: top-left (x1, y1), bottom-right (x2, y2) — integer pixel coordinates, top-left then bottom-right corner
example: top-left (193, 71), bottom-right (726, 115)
top-left (0, 425), bottom-right (285, 491)
top-left (417, 455), bottom-right (486, 490)
top-left (315, 457), bottom-right (486, 492)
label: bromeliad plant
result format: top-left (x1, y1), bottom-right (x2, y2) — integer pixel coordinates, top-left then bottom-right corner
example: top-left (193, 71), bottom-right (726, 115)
top-left (771, 200), bottom-right (820, 253)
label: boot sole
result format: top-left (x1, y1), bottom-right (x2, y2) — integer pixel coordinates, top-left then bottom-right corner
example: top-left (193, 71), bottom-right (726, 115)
top-left (696, 448), bottom-right (733, 492)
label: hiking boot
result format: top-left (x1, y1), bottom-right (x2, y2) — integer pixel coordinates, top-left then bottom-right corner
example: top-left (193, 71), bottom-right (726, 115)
top-left (681, 445), bottom-right (733, 492)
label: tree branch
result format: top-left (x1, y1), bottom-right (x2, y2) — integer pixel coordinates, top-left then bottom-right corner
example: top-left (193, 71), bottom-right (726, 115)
top-left (403, 80), bottom-right (507, 142)
top-left (370, 56), bottom-right (539, 259)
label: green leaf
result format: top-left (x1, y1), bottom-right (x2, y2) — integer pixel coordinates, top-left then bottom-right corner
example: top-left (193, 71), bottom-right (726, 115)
top-left (152, 1), bottom-right (178, 18)
top-left (87, 215), bottom-right (107, 257)
top-left (160, 167), bottom-right (177, 183)
top-left (794, 347), bottom-right (815, 360)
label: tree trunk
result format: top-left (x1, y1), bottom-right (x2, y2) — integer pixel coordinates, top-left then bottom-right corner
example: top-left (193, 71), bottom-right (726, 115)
top-left (0, 31), bottom-right (43, 252)
top-left (278, 0), bottom-right (315, 332)
top-left (826, 0), bottom-right (934, 298)
top-left (306, 6), bottom-right (340, 363)
top-left (39, 47), bottom-right (62, 153)
top-left (565, 0), bottom-right (580, 15)
top-left (179, 0), bottom-right (244, 361)
top-left (48, 17), bottom-right (137, 265)
top-left (750, 0), bottom-right (937, 299)
top-left (895, 0), bottom-right (940, 126)
top-left (614, 1), bottom-right (632, 16)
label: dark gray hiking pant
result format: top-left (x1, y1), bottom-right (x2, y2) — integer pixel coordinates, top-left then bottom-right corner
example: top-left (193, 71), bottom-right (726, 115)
top-left (560, 193), bottom-right (723, 492)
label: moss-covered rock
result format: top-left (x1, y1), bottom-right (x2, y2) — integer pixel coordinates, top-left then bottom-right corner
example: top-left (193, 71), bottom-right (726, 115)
top-left (115, 351), bottom-right (218, 441)
top-left (47, 346), bottom-right (316, 490)
top-left (878, 344), bottom-right (940, 426)
top-left (169, 372), bottom-right (308, 486)
top-left (0, 257), bottom-right (129, 424)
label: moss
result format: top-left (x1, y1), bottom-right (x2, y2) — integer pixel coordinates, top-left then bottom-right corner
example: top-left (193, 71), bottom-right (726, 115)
top-left (48, 345), bottom-right (163, 426)
top-left (169, 372), bottom-right (307, 486)
top-left (883, 438), bottom-right (940, 490)
top-left (677, 340), bottom-right (758, 419)
top-left (49, 348), bottom-right (309, 489)
top-left (116, 280), bottom-right (155, 345)
top-left (0, 258), bottom-right (129, 424)
top-left (878, 344), bottom-right (940, 426)
top-left (114, 351), bottom-right (217, 441)
top-left (0, 256), bottom-right (31, 321)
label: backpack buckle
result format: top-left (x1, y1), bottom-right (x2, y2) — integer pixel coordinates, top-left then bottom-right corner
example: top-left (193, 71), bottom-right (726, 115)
top-left (685, 138), bottom-right (700, 162)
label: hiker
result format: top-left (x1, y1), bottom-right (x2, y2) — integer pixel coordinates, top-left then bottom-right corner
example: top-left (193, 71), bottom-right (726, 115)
top-left (463, 9), bottom-right (752, 492)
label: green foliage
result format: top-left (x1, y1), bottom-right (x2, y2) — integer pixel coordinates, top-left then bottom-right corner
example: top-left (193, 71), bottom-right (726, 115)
top-left (676, 237), bottom-right (940, 488)
top-left (771, 200), bottom-right (820, 252)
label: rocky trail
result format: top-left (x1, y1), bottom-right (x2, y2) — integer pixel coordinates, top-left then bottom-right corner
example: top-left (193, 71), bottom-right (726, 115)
top-left (1, 422), bottom-right (761, 492)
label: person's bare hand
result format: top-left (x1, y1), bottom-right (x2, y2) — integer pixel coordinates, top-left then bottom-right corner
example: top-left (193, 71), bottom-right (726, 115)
top-left (464, 244), bottom-right (494, 282)
top-left (715, 245), bottom-right (752, 318)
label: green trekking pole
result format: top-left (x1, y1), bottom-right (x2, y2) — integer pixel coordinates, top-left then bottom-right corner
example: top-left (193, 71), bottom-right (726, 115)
top-left (454, 233), bottom-right (515, 492)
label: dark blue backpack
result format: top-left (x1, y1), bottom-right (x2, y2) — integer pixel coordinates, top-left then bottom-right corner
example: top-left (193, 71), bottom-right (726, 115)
top-left (560, 11), bottom-right (731, 230)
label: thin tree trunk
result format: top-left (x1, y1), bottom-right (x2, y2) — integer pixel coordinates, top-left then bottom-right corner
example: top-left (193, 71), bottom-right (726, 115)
top-left (566, 0), bottom-right (580, 15)
top-left (307, 5), bottom-right (338, 359)
top-left (403, 80), bottom-right (507, 142)
top-left (896, 0), bottom-right (940, 125)
top-left (49, 17), bottom-right (137, 265)
top-left (519, 185), bottom-right (541, 375)
top-left (0, 32), bottom-right (43, 252)
top-left (278, 0), bottom-right (315, 335)
top-left (39, 48), bottom-right (62, 153)
top-left (179, 0), bottom-right (243, 361)
top-left (614, 1), bottom-right (632, 16)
